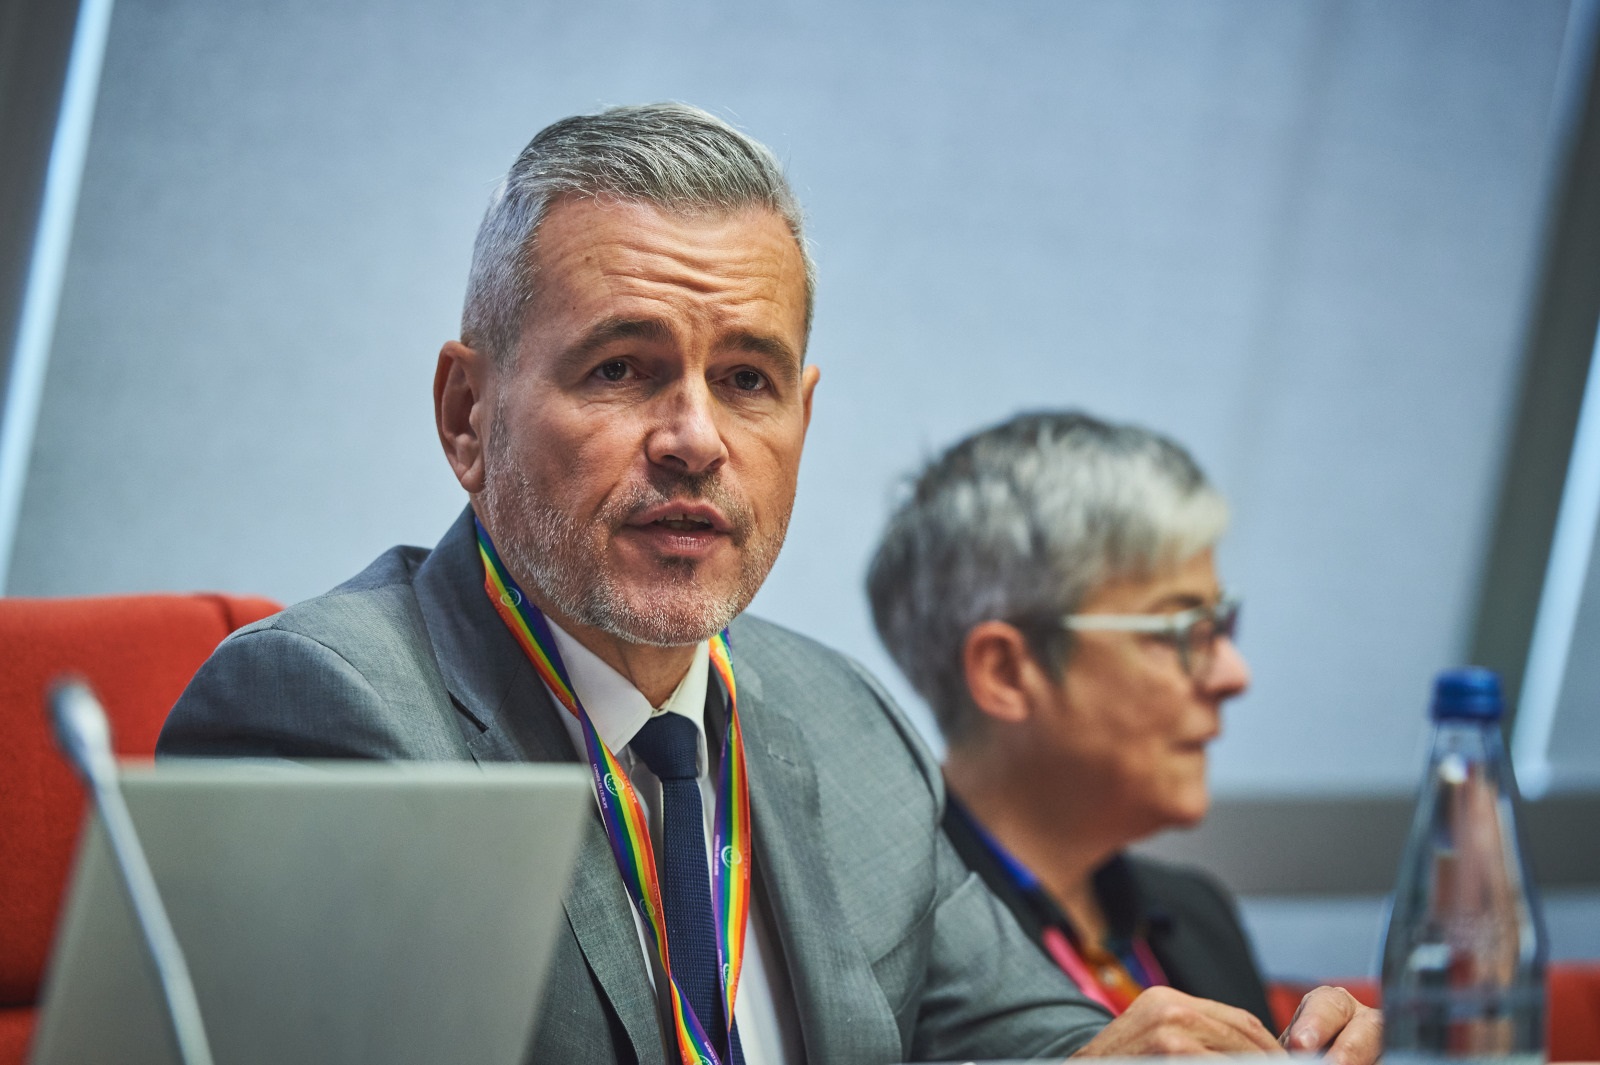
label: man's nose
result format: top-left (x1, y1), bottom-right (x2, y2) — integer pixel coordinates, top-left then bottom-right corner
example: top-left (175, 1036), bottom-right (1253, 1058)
top-left (645, 379), bottom-right (728, 474)
top-left (1203, 636), bottom-right (1251, 699)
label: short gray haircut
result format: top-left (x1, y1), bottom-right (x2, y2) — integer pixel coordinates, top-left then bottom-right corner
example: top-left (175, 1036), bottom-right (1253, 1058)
top-left (866, 410), bottom-right (1229, 743)
top-left (461, 102), bottom-right (815, 365)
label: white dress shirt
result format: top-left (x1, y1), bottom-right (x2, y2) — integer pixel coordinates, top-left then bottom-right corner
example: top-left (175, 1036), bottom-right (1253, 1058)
top-left (543, 620), bottom-right (802, 1065)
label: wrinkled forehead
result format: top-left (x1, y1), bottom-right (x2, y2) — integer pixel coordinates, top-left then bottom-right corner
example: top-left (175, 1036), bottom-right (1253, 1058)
top-left (523, 195), bottom-right (812, 347)
top-left (517, 198), bottom-right (809, 352)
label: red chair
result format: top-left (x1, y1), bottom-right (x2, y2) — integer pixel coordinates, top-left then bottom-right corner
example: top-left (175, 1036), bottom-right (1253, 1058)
top-left (1550, 964), bottom-right (1600, 1063)
top-left (1267, 977), bottom-right (1380, 1033)
top-left (1270, 967), bottom-right (1600, 1061)
top-left (0, 593), bottom-right (280, 1065)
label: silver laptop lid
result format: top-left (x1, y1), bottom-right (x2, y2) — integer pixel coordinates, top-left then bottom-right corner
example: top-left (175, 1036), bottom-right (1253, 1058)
top-left (31, 760), bottom-right (590, 1065)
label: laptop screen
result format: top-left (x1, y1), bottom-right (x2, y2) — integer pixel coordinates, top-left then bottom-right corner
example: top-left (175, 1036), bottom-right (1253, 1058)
top-left (31, 760), bottom-right (590, 1065)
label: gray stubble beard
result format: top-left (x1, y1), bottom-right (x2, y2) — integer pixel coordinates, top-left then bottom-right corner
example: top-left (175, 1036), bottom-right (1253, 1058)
top-left (479, 443), bottom-right (789, 648)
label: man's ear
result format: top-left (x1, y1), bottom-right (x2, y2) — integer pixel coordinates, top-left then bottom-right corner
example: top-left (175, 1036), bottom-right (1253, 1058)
top-left (435, 340), bottom-right (492, 494)
top-left (800, 363), bottom-right (820, 432)
top-left (962, 620), bottom-right (1051, 726)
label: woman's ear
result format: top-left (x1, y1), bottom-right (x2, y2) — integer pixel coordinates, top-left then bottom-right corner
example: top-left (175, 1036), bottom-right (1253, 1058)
top-left (962, 620), bottom-right (1054, 727)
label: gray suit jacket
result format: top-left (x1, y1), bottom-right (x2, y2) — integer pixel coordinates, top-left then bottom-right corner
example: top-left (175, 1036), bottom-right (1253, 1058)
top-left (159, 508), bottom-right (1111, 1064)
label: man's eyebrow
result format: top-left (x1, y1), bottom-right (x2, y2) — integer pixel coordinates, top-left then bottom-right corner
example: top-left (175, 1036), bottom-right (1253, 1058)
top-left (723, 330), bottom-right (803, 385)
top-left (557, 317), bottom-right (675, 368)
top-left (553, 317), bottom-right (803, 384)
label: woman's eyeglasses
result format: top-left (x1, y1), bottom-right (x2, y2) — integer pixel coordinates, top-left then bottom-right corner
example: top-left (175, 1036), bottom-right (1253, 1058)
top-left (1060, 596), bottom-right (1241, 679)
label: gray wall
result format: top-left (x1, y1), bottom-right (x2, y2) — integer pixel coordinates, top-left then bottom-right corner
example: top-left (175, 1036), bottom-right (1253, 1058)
top-left (7, 0), bottom-right (1592, 971)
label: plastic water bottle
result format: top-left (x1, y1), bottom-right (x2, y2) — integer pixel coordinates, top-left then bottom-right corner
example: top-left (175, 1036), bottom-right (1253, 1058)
top-left (1381, 667), bottom-right (1547, 1065)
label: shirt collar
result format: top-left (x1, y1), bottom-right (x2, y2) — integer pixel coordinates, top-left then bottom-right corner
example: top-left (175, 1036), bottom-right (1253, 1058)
top-left (544, 617), bottom-right (712, 774)
top-left (944, 792), bottom-right (1043, 891)
top-left (946, 793), bottom-right (1155, 942)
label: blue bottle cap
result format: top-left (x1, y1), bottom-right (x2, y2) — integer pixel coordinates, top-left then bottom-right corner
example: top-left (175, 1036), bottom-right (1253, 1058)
top-left (1431, 667), bottom-right (1503, 721)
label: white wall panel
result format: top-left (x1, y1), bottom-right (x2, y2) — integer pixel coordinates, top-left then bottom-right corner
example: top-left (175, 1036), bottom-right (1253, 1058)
top-left (9, 0), bottom-right (1574, 797)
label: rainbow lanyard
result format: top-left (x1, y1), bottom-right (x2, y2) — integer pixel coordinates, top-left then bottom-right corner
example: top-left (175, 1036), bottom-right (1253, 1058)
top-left (474, 519), bottom-right (751, 1065)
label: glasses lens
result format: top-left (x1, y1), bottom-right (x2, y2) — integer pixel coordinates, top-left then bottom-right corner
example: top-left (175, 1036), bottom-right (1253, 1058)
top-left (1184, 619), bottom-right (1216, 678)
top-left (1216, 599), bottom-right (1240, 641)
top-left (1184, 600), bottom-right (1240, 679)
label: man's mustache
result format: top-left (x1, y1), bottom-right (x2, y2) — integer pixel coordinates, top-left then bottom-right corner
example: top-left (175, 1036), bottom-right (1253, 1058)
top-left (612, 471), bottom-right (753, 542)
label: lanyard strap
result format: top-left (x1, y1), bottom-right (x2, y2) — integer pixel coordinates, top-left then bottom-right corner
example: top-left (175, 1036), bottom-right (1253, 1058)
top-left (953, 797), bottom-right (1164, 1013)
top-left (1040, 926), bottom-right (1122, 1013)
top-left (475, 519), bottom-right (751, 1065)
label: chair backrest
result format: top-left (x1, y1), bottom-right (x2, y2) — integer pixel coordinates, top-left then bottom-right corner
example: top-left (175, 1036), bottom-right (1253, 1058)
top-left (1550, 963), bottom-right (1600, 1063)
top-left (0, 592), bottom-right (280, 1014)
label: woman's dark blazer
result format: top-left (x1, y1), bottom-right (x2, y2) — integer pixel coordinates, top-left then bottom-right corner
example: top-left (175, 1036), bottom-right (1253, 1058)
top-left (942, 801), bottom-right (1277, 1032)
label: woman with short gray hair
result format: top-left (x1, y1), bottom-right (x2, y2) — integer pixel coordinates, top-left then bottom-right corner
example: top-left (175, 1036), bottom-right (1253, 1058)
top-left (866, 410), bottom-right (1273, 1027)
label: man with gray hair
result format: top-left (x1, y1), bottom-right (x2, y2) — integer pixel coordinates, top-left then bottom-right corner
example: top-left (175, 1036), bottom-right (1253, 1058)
top-left (869, 411), bottom-right (1375, 1055)
top-left (162, 107), bottom-right (1377, 1064)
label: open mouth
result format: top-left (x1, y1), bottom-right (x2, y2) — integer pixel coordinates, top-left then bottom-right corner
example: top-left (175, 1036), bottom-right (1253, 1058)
top-left (652, 512), bottom-right (716, 532)
top-left (627, 500), bottom-right (732, 536)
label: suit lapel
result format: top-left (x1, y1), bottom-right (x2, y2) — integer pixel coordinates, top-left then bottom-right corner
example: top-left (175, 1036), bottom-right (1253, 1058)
top-left (562, 817), bottom-right (669, 1061)
top-left (413, 507), bottom-right (663, 1061)
top-left (734, 651), bottom-right (902, 1065)
top-left (411, 509), bottom-right (555, 757)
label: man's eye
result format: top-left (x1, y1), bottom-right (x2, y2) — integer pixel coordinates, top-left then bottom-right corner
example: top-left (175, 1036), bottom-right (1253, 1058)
top-left (596, 360), bottom-right (630, 382)
top-left (731, 369), bottom-right (766, 392)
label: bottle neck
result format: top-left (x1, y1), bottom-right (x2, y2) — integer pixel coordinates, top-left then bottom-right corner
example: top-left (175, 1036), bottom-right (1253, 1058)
top-left (1429, 715), bottom-right (1506, 762)
top-left (1424, 715), bottom-right (1522, 812)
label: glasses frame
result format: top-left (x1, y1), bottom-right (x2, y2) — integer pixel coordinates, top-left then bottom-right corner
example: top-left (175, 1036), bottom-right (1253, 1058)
top-left (1059, 594), bottom-right (1241, 678)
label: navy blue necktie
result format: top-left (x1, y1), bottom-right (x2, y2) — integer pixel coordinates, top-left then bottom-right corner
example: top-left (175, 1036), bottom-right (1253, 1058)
top-left (629, 712), bottom-right (744, 1065)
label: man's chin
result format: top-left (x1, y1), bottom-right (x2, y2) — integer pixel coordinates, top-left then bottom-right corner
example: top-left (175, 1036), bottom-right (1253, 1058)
top-left (596, 613), bottom-right (732, 648)
top-left (587, 586), bottom-right (747, 648)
